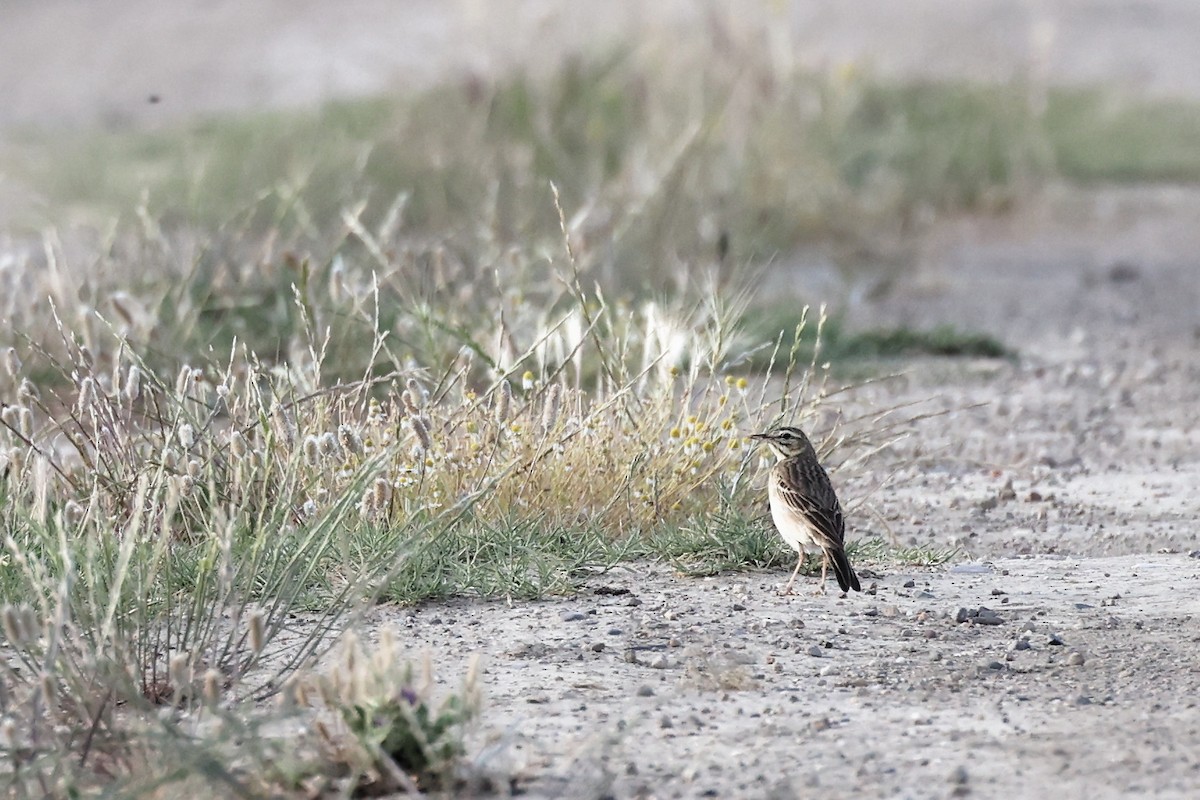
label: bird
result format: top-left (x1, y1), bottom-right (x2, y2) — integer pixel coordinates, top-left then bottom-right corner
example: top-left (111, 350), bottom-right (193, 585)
top-left (749, 426), bottom-right (861, 595)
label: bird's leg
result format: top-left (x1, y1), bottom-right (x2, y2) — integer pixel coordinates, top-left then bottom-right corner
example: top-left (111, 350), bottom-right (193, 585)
top-left (810, 553), bottom-right (830, 596)
top-left (781, 551), bottom-right (805, 595)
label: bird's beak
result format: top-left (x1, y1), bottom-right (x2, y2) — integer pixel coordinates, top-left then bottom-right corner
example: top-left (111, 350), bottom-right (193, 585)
top-left (748, 432), bottom-right (767, 441)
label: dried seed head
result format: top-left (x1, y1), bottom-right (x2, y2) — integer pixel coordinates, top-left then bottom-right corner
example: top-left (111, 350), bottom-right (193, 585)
top-left (123, 366), bottom-right (141, 404)
top-left (17, 407), bottom-right (32, 439)
top-left (177, 474), bottom-right (194, 498)
top-left (271, 405), bottom-right (297, 446)
top-left (542, 383), bottom-right (562, 434)
top-left (2, 348), bottom-right (19, 378)
top-left (229, 431), bottom-right (249, 458)
top-left (186, 459), bottom-right (202, 479)
top-left (168, 653), bottom-right (192, 693)
top-left (494, 380), bottom-right (512, 426)
top-left (177, 423), bottom-right (195, 450)
top-left (162, 447), bottom-right (179, 470)
top-left (319, 431), bottom-right (342, 461)
top-left (17, 379), bottom-right (38, 403)
top-left (247, 610), bottom-right (266, 655)
top-left (405, 378), bottom-right (426, 408)
top-left (38, 672), bottom-right (55, 705)
top-left (1, 406), bottom-right (19, 434)
top-left (372, 476), bottom-right (392, 510)
top-left (338, 424), bottom-right (364, 457)
top-left (77, 376), bottom-right (95, 414)
top-left (302, 435), bottom-right (321, 467)
top-left (2, 606), bottom-right (26, 644)
top-left (400, 390), bottom-right (418, 415)
top-left (409, 415), bottom-right (432, 451)
top-left (202, 669), bottom-right (222, 706)
top-left (175, 365), bottom-right (193, 397)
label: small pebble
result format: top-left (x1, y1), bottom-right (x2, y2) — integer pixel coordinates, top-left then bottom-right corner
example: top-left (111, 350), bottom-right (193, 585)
top-left (903, 579), bottom-right (916, 588)
top-left (561, 611), bottom-right (586, 622)
top-left (732, 603), bottom-right (747, 611)
top-left (649, 654), bottom-right (669, 669)
top-left (1067, 651), bottom-right (1085, 666)
top-left (950, 765), bottom-right (969, 785)
top-left (1013, 638), bottom-right (1031, 651)
top-left (637, 685), bottom-right (655, 697)
top-left (590, 642), bottom-right (605, 653)
top-left (1048, 633), bottom-right (1065, 646)
top-left (807, 645), bottom-right (824, 658)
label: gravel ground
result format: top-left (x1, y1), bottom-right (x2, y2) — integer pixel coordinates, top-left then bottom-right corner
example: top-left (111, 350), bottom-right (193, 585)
top-left (367, 554), bottom-right (1200, 799)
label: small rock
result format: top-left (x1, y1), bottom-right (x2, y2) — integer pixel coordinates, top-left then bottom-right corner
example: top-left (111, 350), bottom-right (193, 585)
top-left (649, 654), bottom-right (669, 669)
top-left (974, 607), bottom-right (1004, 626)
top-left (881, 605), bottom-right (900, 618)
top-left (956, 606), bottom-right (1005, 625)
top-left (560, 611), bottom-right (586, 622)
top-left (1075, 694), bottom-right (1093, 706)
top-left (1048, 633), bottom-right (1065, 646)
top-left (1012, 638), bottom-right (1031, 651)
top-left (807, 645), bottom-right (824, 658)
top-left (636, 685), bottom-right (655, 697)
top-left (923, 629), bottom-right (939, 640)
top-left (903, 579), bottom-right (916, 588)
top-left (998, 480), bottom-right (1017, 501)
top-left (732, 603), bottom-right (747, 611)
top-left (660, 715), bottom-right (673, 729)
top-left (1067, 651), bottom-right (1085, 666)
top-left (590, 642), bottom-right (606, 653)
top-left (950, 563), bottom-right (993, 575)
top-left (1027, 490), bottom-right (1043, 502)
top-left (950, 765), bottom-right (969, 784)
top-left (810, 717), bottom-right (831, 732)
top-left (985, 660), bottom-right (1005, 671)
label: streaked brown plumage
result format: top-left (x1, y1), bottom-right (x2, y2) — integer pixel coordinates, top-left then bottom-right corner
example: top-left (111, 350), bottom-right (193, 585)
top-left (750, 426), bottom-right (861, 595)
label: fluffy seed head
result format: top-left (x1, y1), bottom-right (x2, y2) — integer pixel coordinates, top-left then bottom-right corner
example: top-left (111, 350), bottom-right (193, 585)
top-left (372, 476), bottom-right (393, 510)
top-left (338, 424), bottom-right (364, 457)
top-left (229, 431), bottom-right (249, 458)
top-left (494, 380), bottom-right (512, 426)
top-left (202, 669), bottom-right (222, 706)
top-left (177, 423), bottom-right (195, 450)
top-left (318, 431), bottom-right (342, 461)
top-left (409, 415), bottom-right (432, 451)
top-left (2, 348), bottom-right (19, 378)
top-left (302, 435), bottom-right (321, 466)
top-left (247, 610), bottom-right (266, 655)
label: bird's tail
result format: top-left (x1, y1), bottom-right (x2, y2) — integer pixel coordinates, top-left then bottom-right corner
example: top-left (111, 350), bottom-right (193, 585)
top-left (830, 547), bottom-right (861, 593)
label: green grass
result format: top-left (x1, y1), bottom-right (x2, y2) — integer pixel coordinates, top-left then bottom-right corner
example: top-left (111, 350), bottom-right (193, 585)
top-left (1044, 87), bottom-right (1200, 183)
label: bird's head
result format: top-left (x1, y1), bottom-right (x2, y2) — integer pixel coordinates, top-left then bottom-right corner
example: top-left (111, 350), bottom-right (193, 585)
top-left (749, 426), bottom-right (817, 460)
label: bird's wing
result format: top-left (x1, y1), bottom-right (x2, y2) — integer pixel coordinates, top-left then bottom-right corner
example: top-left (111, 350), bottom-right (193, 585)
top-left (776, 459), bottom-right (846, 548)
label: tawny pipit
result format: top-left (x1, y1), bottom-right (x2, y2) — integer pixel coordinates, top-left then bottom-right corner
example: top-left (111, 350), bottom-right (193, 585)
top-left (750, 426), bottom-right (861, 595)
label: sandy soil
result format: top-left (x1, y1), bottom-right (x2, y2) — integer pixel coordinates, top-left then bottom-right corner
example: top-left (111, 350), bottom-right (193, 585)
top-left (381, 554), bottom-right (1200, 799)
top-left (2, 2), bottom-right (1198, 796)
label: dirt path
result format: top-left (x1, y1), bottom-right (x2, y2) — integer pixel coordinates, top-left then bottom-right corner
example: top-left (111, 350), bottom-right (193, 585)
top-left (378, 554), bottom-right (1200, 798)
